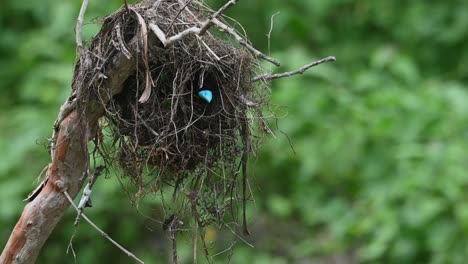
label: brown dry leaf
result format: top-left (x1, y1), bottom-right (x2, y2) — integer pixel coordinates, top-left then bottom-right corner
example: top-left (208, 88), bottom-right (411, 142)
top-left (132, 9), bottom-right (153, 103)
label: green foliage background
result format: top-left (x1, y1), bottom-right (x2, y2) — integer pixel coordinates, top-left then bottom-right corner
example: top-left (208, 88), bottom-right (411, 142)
top-left (2, 0), bottom-right (468, 263)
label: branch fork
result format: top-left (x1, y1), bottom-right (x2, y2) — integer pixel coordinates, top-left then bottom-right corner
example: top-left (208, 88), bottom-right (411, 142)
top-left (149, 0), bottom-right (335, 79)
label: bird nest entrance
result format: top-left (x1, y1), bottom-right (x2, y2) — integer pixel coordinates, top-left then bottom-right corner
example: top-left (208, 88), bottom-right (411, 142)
top-left (110, 33), bottom-right (259, 178)
top-left (79, 0), bottom-right (270, 235)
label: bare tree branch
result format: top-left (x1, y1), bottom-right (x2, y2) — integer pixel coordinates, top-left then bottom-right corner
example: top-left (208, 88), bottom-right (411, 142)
top-left (166, 27), bottom-right (201, 46)
top-left (211, 18), bottom-right (281, 67)
top-left (76, 0), bottom-right (89, 56)
top-left (64, 191), bottom-right (144, 264)
top-left (0, 111), bottom-right (87, 264)
top-left (253, 56), bottom-right (336, 81)
top-left (149, 0), bottom-right (282, 67)
top-left (74, 165), bottom-right (105, 225)
top-left (0, 36), bottom-right (138, 264)
top-left (199, 0), bottom-right (238, 35)
top-left (150, 0), bottom-right (238, 47)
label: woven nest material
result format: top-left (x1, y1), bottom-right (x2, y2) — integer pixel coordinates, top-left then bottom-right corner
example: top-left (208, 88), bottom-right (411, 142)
top-left (76, 0), bottom-right (271, 233)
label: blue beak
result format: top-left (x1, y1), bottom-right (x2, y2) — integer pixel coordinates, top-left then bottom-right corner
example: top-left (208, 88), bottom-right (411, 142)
top-left (198, 90), bottom-right (213, 103)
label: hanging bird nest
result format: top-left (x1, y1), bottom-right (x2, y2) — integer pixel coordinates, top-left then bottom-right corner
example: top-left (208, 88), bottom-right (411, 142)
top-left (0, 0), bottom-right (334, 262)
top-left (72, 0), bottom-right (334, 243)
top-left (74, 0), bottom-right (273, 234)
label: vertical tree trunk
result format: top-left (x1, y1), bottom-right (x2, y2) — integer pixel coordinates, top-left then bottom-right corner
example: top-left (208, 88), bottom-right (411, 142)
top-left (0, 111), bottom-right (88, 264)
top-left (0, 32), bottom-right (137, 261)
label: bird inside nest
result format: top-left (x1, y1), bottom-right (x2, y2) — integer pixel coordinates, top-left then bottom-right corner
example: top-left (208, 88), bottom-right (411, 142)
top-left (192, 74), bottom-right (220, 113)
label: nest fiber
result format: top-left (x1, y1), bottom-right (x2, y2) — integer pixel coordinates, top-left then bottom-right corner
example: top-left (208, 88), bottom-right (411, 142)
top-left (78, 0), bottom-right (269, 226)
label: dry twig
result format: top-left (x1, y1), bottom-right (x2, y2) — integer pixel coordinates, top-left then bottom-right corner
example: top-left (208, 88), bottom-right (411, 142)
top-left (64, 191), bottom-right (144, 264)
top-left (212, 18), bottom-right (281, 66)
top-left (74, 165), bottom-right (105, 225)
top-left (253, 56), bottom-right (336, 81)
top-left (199, 0), bottom-right (238, 35)
top-left (76, 0), bottom-right (89, 56)
top-left (148, 0), bottom-right (281, 67)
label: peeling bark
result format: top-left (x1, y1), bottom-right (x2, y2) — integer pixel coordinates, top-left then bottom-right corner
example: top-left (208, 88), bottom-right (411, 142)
top-left (0, 36), bottom-right (137, 263)
top-left (0, 111), bottom-right (87, 264)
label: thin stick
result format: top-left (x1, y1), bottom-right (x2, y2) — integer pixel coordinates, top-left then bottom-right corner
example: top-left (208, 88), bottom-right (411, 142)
top-left (197, 35), bottom-right (221, 61)
top-left (168, 0), bottom-right (195, 29)
top-left (169, 217), bottom-right (180, 264)
top-left (76, 0), bottom-right (89, 57)
top-left (193, 220), bottom-right (198, 264)
top-left (199, 0), bottom-right (238, 35)
top-left (189, 192), bottom-right (200, 264)
top-left (253, 56), bottom-right (336, 81)
top-left (212, 18), bottom-right (281, 67)
top-left (149, 23), bottom-right (168, 45)
top-left (211, 0), bottom-right (238, 20)
top-left (124, 0), bottom-right (130, 12)
top-left (148, 0), bottom-right (280, 67)
top-left (63, 191), bottom-right (145, 264)
top-left (150, 0), bottom-right (239, 47)
top-left (267, 12), bottom-right (280, 55)
top-left (74, 165), bottom-right (105, 226)
top-left (166, 27), bottom-right (201, 46)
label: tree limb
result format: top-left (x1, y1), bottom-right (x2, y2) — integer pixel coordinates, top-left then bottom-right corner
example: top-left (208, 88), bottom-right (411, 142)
top-left (150, 0), bottom-right (239, 47)
top-left (76, 0), bottom-right (89, 57)
top-left (211, 18), bottom-right (281, 67)
top-left (198, 0), bottom-right (238, 35)
top-left (64, 191), bottom-right (144, 264)
top-left (0, 111), bottom-right (87, 264)
top-left (252, 56), bottom-right (336, 81)
top-left (0, 35), bottom-right (138, 264)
